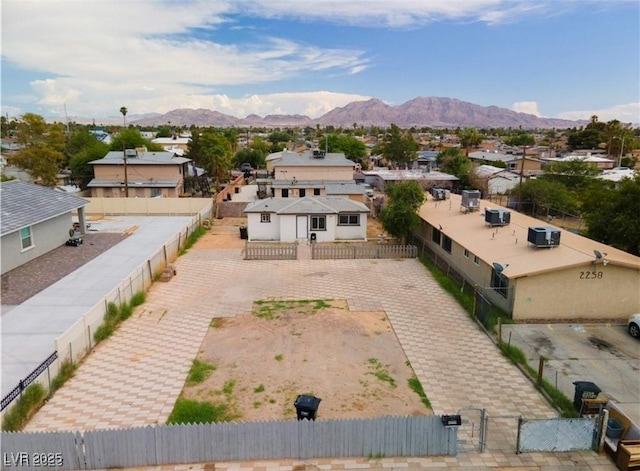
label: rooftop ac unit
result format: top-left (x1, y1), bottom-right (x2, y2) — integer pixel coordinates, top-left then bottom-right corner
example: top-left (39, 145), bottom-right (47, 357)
top-left (461, 189), bottom-right (481, 212)
top-left (312, 149), bottom-right (326, 158)
top-left (125, 149), bottom-right (137, 158)
top-left (485, 209), bottom-right (511, 227)
top-left (430, 187), bottom-right (446, 200)
top-left (527, 226), bottom-right (561, 248)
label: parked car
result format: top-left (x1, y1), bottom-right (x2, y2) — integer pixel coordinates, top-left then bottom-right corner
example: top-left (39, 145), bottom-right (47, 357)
top-left (239, 162), bottom-right (252, 171)
top-left (628, 314), bottom-right (640, 338)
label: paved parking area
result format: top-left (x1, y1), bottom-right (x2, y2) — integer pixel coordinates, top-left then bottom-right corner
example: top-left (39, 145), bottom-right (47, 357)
top-left (502, 323), bottom-right (640, 425)
top-left (22, 228), bottom-right (615, 469)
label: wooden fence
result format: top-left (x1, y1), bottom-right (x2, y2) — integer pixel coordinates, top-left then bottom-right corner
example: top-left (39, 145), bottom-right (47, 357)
top-left (312, 244), bottom-right (417, 260)
top-left (0, 416), bottom-right (456, 470)
top-left (245, 243), bottom-right (297, 260)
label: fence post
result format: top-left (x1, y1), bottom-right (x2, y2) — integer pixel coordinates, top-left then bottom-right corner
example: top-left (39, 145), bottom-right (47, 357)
top-left (537, 357), bottom-right (545, 386)
top-left (497, 318), bottom-right (502, 344)
top-left (69, 342), bottom-right (73, 363)
top-left (516, 416), bottom-right (523, 454)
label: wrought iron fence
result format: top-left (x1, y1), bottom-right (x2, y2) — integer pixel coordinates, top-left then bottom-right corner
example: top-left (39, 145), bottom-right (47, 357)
top-left (1, 352), bottom-right (58, 411)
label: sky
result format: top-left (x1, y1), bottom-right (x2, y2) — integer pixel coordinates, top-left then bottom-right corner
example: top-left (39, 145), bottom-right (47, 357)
top-left (1, 0), bottom-right (639, 124)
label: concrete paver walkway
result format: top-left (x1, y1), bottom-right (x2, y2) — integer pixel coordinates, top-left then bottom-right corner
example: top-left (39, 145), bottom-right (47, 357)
top-left (24, 244), bottom-right (614, 469)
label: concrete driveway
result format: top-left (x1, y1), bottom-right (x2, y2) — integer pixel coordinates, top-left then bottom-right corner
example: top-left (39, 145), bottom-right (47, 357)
top-left (502, 323), bottom-right (640, 424)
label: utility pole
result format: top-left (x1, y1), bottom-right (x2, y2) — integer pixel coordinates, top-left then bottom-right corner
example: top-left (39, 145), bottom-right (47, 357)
top-left (120, 106), bottom-right (129, 197)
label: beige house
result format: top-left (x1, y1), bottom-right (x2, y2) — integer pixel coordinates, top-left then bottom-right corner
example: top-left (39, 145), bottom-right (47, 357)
top-left (415, 193), bottom-right (640, 321)
top-left (264, 150), bottom-right (367, 202)
top-left (88, 149), bottom-right (192, 198)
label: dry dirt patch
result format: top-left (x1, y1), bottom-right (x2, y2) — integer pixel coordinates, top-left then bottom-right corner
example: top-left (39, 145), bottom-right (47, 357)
top-left (183, 299), bottom-right (429, 420)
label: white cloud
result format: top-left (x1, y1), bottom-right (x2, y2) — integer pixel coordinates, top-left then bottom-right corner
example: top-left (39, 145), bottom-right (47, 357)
top-left (511, 101), bottom-right (542, 117)
top-left (557, 103), bottom-right (640, 124)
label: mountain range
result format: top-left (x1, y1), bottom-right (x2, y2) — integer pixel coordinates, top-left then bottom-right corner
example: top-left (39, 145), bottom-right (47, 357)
top-left (97, 97), bottom-right (586, 128)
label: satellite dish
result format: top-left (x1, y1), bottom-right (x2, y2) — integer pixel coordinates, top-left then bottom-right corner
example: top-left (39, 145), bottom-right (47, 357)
top-left (594, 249), bottom-right (603, 259)
top-left (493, 262), bottom-right (504, 273)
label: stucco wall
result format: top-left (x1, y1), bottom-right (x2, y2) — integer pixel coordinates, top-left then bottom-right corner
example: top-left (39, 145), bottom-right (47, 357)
top-left (275, 165), bottom-right (353, 181)
top-left (1, 213), bottom-right (73, 275)
top-left (247, 213), bottom-right (280, 241)
top-left (335, 214), bottom-right (368, 240)
top-left (512, 264), bottom-right (640, 320)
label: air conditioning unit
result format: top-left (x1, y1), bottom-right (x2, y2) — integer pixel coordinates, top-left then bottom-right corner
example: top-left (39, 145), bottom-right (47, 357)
top-left (461, 190), bottom-right (481, 212)
top-left (485, 209), bottom-right (511, 227)
top-left (430, 187), bottom-right (446, 200)
top-left (527, 226), bottom-right (561, 248)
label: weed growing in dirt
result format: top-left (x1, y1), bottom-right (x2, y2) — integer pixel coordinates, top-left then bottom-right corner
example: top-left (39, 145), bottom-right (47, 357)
top-left (222, 379), bottom-right (236, 395)
top-left (408, 376), bottom-right (431, 409)
top-left (167, 398), bottom-right (238, 424)
top-left (50, 360), bottom-right (77, 395)
top-left (253, 384), bottom-right (265, 393)
top-left (130, 292), bottom-right (146, 307)
top-left (274, 354), bottom-right (284, 362)
top-left (178, 225), bottom-right (207, 255)
top-left (253, 401), bottom-right (262, 408)
top-left (252, 299), bottom-right (333, 319)
top-left (210, 318), bottom-right (223, 328)
top-left (366, 358), bottom-right (396, 388)
top-left (187, 359), bottom-right (216, 384)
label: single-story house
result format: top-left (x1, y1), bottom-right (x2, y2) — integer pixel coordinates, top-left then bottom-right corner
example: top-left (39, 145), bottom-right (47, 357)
top-left (244, 196), bottom-right (369, 243)
top-left (415, 193), bottom-right (640, 321)
top-left (1, 180), bottom-right (89, 275)
top-left (361, 169), bottom-right (459, 192)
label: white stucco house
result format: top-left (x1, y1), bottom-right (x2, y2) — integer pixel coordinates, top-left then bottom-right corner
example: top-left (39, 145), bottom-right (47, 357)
top-left (244, 196), bottom-right (369, 243)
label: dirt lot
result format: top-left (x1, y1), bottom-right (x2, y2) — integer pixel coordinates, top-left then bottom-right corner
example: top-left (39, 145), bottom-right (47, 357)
top-left (181, 299), bottom-right (429, 420)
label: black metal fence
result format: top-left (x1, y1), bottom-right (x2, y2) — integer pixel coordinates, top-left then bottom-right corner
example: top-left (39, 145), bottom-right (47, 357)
top-left (1, 351), bottom-right (58, 411)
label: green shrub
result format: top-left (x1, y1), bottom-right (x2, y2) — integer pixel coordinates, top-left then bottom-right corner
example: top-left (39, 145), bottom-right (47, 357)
top-left (167, 398), bottom-right (238, 424)
top-left (498, 342), bottom-right (527, 365)
top-left (105, 302), bottom-right (119, 322)
top-left (93, 323), bottom-right (114, 342)
top-left (119, 302), bottom-right (133, 321)
top-left (49, 361), bottom-right (76, 394)
top-left (130, 291), bottom-right (146, 307)
top-left (1, 383), bottom-right (46, 431)
top-left (179, 225), bottom-right (207, 255)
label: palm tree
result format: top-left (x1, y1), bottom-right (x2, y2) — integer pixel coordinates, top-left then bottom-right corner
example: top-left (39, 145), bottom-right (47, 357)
top-left (119, 106), bottom-right (128, 127)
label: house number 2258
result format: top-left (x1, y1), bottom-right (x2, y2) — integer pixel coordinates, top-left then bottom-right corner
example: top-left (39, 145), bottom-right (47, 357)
top-left (579, 271), bottom-right (603, 279)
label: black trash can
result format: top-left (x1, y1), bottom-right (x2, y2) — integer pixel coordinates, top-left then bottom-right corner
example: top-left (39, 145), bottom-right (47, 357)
top-left (239, 226), bottom-right (248, 240)
top-left (310, 233), bottom-right (317, 243)
top-left (572, 381), bottom-right (601, 412)
top-left (294, 394), bottom-right (321, 420)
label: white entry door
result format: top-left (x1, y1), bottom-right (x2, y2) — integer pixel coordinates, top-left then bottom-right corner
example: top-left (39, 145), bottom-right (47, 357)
top-left (296, 216), bottom-right (308, 239)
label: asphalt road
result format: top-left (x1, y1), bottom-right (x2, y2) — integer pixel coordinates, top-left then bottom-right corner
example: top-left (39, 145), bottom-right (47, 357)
top-left (502, 322), bottom-right (640, 425)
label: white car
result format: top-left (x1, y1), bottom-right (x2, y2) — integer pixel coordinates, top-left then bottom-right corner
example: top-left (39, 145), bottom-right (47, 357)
top-left (628, 314), bottom-right (640, 338)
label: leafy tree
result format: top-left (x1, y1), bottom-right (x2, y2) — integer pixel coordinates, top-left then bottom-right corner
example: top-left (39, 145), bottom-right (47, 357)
top-left (581, 173), bottom-right (640, 255)
top-left (543, 159), bottom-right (599, 190)
top-left (268, 130), bottom-right (292, 153)
top-left (512, 178), bottom-right (577, 215)
top-left (232, 148), bottom-right (265, 169)
top-left (197, 128), bottom-right (233, 187)
top-left (458, 127), bottom-right (482, 156)
top-left (15, 113), bottom-right (47, 147)
top-left (11, 142), bottom-right (64, 186)
top-left (69, 139), bottom-right (110, 189)
top-left (437, 147), bottom-right (472, 188)
top-left (109, 128), bottom-right (163, 151)
top-left (249, 135), bottom-right (270, 155)
top-left (379, 180), bottom-right (425, 243)
top-left (156, 125), bottom-right (172, 138)
top-left (320, 134), bottom-right (366, 162)
top-left (382, 124), bottom-right (418, 167)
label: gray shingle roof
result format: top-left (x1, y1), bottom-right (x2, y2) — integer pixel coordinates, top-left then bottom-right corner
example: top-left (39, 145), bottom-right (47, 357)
top-left (273, 151), bottom-right (354, 167)
top-left (89, 151), bottom-right (191, 165)
top-left (244, 196), bottom-right (369, 215)
top-left (1, 180), bottom-right (88, 236)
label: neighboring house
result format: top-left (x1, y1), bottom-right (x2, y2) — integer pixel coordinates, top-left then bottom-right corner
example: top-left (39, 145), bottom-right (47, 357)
top-left (543, 154), bottom-right (616, 170)
top-left (474, 165), bottom-right (522, 195)
top-left (416, 193), bottom-right (640, 321)
top-left (1, 180), bottom-right (88, 275)
top-left (266, 150), bottom-right (367, 201)
top-left (87, 148), bottom-right (192, 197)
top-left (361, 169), bottom-right (458, 192)
top-left (598, 167), bottom-right (637, 187)
top-left (151, 136), bottom-right (190, 151)
top-left (469, 151), bottom-right (543, 176)
top-left (244, 196), bottom-right (369, 243)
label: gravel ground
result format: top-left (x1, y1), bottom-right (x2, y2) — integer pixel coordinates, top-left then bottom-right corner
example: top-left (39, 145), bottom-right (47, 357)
top-left (1, 233), bottom-right (129, 306)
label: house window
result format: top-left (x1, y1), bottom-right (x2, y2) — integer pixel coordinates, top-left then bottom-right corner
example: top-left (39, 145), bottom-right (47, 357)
top-left (313, 188), bottom-right (321, 196)
top-left (282, 188), bottom-right (289, 198)
top-left (442, 235), bottom-right (452, 253)
top-left (473, 255), bottom-right (480, 266)
top-left (20, 227), bottom-right (33, 250)
top-left (311, 216), bottom-right (326, 231)
top-left (463, 249), bottom-right (469, 258)
top-left (432, 228), bottom-right (441, 245)
top-left (299, 188), bottom-right (306, 197)
top-left (260, 213), bottom-right (271, 223)
top-left (338, 214), bottom-right (360, 226)
top-left (150, 187), bottom-right (161, 197)
top-left (491, 269), bottom-right (509, 298)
